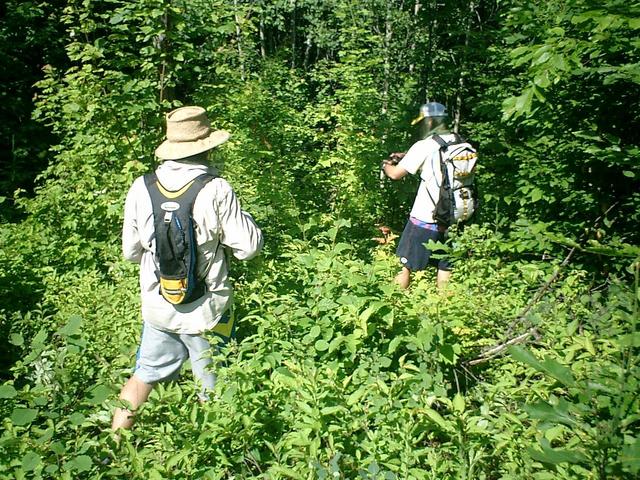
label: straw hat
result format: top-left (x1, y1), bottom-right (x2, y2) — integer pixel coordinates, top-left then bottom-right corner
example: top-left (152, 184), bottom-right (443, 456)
top-left (155, 106), bottom-right (230, 160)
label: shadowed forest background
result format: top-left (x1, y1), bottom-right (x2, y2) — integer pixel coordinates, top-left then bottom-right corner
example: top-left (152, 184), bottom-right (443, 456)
top-left (1, 0), bottom-right (639, 478)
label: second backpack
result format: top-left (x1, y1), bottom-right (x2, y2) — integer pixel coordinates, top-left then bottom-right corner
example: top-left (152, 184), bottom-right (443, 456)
top-left (431, 133), bottom-right (478, 227)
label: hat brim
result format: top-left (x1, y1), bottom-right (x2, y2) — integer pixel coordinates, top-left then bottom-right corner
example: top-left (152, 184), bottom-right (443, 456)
top-left (411, 112), bottom-right (447, 125)
top-left (410, 113), bottom-right (425, 126)
top-left (155, 130), bottom-right (230, 160)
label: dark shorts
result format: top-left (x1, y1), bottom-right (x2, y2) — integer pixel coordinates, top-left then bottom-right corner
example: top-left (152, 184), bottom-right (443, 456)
top-left (396, 221), bottom-right (452, 272)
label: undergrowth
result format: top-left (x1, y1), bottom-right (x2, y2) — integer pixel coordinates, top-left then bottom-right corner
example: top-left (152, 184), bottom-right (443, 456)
top-left (1, 219), bottom-right (638, 479)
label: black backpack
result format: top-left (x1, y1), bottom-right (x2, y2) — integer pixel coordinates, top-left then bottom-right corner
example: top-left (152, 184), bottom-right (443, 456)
top-left (430, 133), bottom-right (478, 227)
top-left (144, 172), bottom-right (217, 305)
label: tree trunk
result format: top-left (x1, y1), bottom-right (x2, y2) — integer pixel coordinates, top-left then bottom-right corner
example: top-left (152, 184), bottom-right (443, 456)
top-left (234, 0), bottom-right (246, 80)
top-left (259, 15), bottom-right (266, 59)
top-left (382, 2), bottom-right (393, 115)
top-left (158, 6), bottom-right (174, 103)
top-left (303, 33), bottom-right (312, 70)
top-left (453, 1), bottom-right (474, 134)
top-left (291, 0), bottom-right (297, 68)
top-left (409, 0), bottom-right (422, 74)
top-left (423, 0), bottom-right (438, 102)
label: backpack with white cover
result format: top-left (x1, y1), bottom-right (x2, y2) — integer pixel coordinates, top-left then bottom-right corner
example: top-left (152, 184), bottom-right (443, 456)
top-left (430, 133), bottom-right (478, 227)
top-left (144, 172), bottom-right (216, 305)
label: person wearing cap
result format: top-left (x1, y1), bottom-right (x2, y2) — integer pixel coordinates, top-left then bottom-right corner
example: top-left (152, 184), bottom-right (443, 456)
top-left (111, 106), bottom-right (263, 432)
top-left (382, 102), bottom-right (455, 290)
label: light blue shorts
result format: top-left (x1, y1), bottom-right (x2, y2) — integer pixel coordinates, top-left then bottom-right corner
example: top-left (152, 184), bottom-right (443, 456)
top-left (133, 313), bottom-right (234, 398)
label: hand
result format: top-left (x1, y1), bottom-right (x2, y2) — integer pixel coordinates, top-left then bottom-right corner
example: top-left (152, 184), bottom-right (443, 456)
top-left (387, 152), bottom-right (406, 164)
top-left (383, 152), bottom-right (405, 165)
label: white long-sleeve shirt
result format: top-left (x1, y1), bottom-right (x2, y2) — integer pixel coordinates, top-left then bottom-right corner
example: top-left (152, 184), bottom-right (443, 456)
top-left (122, 160), bottom-right (263, 334)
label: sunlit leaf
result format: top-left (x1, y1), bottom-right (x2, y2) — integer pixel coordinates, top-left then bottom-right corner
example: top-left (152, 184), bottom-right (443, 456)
top-left (0, 384), bottom-right (17, 399)
top-left (11, 408), bottom-right (38, 426)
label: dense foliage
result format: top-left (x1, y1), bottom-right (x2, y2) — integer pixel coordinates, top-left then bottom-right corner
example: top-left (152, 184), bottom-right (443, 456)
top-left (1, 0), bottom-right (638, 478)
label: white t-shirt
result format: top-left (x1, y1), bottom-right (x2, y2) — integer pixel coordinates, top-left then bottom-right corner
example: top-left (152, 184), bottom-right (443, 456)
top-left (397, 133), bottom-right (457, 223)
top-left (122, 161), bottom-right (263, 334)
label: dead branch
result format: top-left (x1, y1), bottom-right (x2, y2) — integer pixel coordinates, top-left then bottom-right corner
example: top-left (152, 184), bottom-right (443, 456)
top-left (466, 327), bottom-right (540, 366)
top-left (465, 202), bottom-right (619, 366)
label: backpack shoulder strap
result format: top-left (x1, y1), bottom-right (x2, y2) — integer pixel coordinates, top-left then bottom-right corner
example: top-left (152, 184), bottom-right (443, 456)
top-left (143, 172), bottom-right (165, 216)
top-left (144, 172), bottom-right (217, 203)
top-left (143, 172), bottom-right (158, 190)
top-left (432, 133), bottom-right (467, 150)
top-left (191, 172), bottom-right (218, 193)
top-left (431, 134), bottom-right (448, 151)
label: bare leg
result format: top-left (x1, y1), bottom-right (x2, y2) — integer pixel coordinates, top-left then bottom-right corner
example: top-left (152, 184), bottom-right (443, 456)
top-left (111, 375), bottom-right (154, 432)
top-left (395, 266), bottom-right (412, 289)
top-left (436, 268), bottom-right (452, 291)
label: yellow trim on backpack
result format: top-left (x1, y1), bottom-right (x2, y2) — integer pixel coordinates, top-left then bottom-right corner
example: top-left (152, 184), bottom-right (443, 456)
top-left (211, 313), bottom-right (235, 339)
top-left (160, 278), bottom-right (188, 304)
top-left (156, 180), bottom-right (196, 199)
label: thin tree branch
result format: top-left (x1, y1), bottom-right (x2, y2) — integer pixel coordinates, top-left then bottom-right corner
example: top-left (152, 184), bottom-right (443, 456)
top-left (466, 202), bottom-right (620, 366)
top-left (467, 328), bottom-right (540, 366)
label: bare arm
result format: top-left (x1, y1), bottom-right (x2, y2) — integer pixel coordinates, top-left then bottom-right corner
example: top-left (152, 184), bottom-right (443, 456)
top-left (382, 152), bottom-right (408, 180)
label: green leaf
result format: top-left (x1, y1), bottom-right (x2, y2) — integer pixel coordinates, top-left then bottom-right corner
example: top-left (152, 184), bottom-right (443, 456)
top-left (51, 441), bottom-right (65, 455)
top-left (388, 336), bottom-right (403, 354)
top-left (509, 346), bottom-right (575, 386)
top-left (379, 356), bottom-right (392, 368)
top-left (22, 452), bottom-right (41, 472)
top-left (531, 188), bottom-right (543, 202)
top-left (35, 427), bottom-right (54, 445)
top-left (271, 367), bottom-right (297, 387)
top-left (547, 27), bottom-right (565, 36)
top-left (347, 386), bottom-right (368, 406)
top-left (358, 306), bottom-right (375, 333)
top-left (32, 328), bottom-right (47, 345)
top-left (86, 384), bottom-right (111, 404)
top-left (328, 335), bottom-right (344, 353)
top-left (314, 339), bottom-right (329, 352)
top-left (10, 333), bottom-right (24, 346)
top-left (268, 465), bottom-right (304, 479)
top-left (309, 325), bottom-right (321, 339)
top-left (509, 46), bottom-right (530, 59)
top-left (58, 315), bottom-right (83, 337)
top-left (0, 384), bottom-right (17, 399)
top-left (421, 407), bottom-right (449, 430)
top-left (452, 393), bottom-right (465, 414)
top-left (69, 413), bottom-right (85, 426)
top-left (514, 87), bottom-right (534, 116)
top-left (11, 407), bottom-right (38, 426)
top-left (524, 400), bottom-right (577, 427)
top-left (109, 13), bottom-right (124, 24)
top-left (166, 451), bottom-right (189, 469)
top-left (534, 72), bottom-right (551, 88)
top-left (438, 344), bottom-right (457, 364)
top-left (321, 406), bottom-right (345, 416)
top-left (620, 333), bottom-right (640, 347)
top-left (528, 439), bottom-right (587, 465)
top-left (69, 455), bottom-right (92, 472)
top-left (620, 438), bottom-right (640, 473)
top-left (540, 357), bottom-right (576, 387)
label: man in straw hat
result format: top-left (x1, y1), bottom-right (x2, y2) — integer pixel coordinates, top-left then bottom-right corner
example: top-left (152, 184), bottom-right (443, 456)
top-left (382, 102), bottom-right (454, 290)
top-left (111, 106), bottom-right (263, 433)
